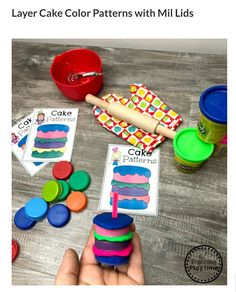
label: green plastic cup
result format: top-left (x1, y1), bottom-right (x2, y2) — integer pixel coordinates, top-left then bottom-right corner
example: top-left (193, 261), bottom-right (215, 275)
top-left (173, 128), bottom-right (214, 173)
top-left (197, 85), bottom-right (227, 143)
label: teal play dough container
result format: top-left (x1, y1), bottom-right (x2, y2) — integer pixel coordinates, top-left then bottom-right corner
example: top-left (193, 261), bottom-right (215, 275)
top-left (197, 85), bottom-right (227, 144)
top-left (173, 128), bottom-right (214, 173)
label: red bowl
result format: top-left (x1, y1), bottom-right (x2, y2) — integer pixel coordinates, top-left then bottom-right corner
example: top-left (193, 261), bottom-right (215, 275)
top-left (50, 48), bottom-right (103, 101)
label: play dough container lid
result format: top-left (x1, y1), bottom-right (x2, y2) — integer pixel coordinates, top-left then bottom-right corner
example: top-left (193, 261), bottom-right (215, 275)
top-left (173, 128), bottom-right (214, 163)
top-left (50, 48), bottom-right (103, 101)
top-left (199, 85), bottom-right (227, 124)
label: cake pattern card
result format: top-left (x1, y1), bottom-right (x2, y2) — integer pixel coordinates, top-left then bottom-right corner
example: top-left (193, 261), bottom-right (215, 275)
top-left (99, 144), bottom-right (160, 216)
top-left (12, 113), bottom-right (48, 176)
top-left (23, 108), bottom-right (78, 162)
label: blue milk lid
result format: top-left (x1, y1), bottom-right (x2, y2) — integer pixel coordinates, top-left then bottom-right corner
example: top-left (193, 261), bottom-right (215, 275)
top-left (93, 212), bottom-right (133, 230)
top-left (199, 85), bottom-right (227, 124)
top-left (14, 207), bottom-right (37, 230)
top-left (95, 255), bottom-right (129, 266)
top-left (47, 204), bottom-right (71, 228)
top-left (25, 198), bottom-right (48, 221)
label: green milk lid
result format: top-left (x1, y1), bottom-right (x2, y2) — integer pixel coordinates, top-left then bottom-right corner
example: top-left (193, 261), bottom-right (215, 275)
top-left (57, 180), bottom-right (71, 201)
top-left (42, 180), bottom-right (62, 203)
top-left (173, 128), bottom-right (214, 163)
top-left (69, 170), bottom-right (90, 191)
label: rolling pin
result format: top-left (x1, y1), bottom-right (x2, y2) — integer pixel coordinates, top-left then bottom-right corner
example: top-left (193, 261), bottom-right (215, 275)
top-left (86, 94), bottom-right (177, 139)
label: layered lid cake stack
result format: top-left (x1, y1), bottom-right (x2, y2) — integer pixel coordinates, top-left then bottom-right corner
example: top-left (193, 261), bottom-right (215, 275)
top-left (93, 193), bottom-right (134, 265)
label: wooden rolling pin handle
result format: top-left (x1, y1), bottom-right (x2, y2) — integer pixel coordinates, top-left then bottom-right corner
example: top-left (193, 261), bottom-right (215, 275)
top-left (155, 124), bottom-right (177, 140)
top-left (85, 94), bottom-right (109, 111)
top-left (86, 94), bottom-right (177, 140)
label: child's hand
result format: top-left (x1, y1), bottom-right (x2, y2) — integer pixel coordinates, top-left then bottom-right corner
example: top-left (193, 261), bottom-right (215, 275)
top-left (55, 224), bottom-right (144, 285)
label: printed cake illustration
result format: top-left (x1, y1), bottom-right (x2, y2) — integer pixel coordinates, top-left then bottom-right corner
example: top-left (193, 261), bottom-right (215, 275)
top-left (18, 135), bottom-right (27, 151)
top-left (19, 135), bottom-right (42, 166)
top-left (110, 165), bottom-right (151, 210)
top-left (31, 124), bottom-right (69, 158)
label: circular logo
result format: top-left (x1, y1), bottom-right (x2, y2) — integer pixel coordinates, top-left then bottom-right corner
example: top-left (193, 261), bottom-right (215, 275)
top-left (184, 245), bottom-right (223, 283)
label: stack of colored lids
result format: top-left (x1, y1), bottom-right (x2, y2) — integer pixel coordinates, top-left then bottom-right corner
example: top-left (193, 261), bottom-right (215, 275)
top-left (93, 212), bottom-right (133, 265)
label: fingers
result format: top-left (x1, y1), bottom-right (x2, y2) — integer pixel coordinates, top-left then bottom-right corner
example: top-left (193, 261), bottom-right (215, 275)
top-left (116, 263), bottom-right (128, 274)
top-left (114, 224), bottom-right (136, 274)
top-left (55, 249), bottom-right (80, 285)
top-left (130, 223), bottom-right (136, 232)
top-left (127, 232), bottom-right (145, 285)
top-left (79, 223), bottom-right (140, 279)
top-left (85, 224), bottom-right (96, 248)
top-left (80, 225), bottom-right (98, 266)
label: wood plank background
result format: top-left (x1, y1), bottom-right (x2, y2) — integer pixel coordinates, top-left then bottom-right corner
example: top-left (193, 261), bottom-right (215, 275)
top-left (12, 41), bottom-right (227, 285)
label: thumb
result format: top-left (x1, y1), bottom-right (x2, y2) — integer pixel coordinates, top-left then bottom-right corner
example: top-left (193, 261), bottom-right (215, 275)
top-left (55, 248), bottom-right (80, 285)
